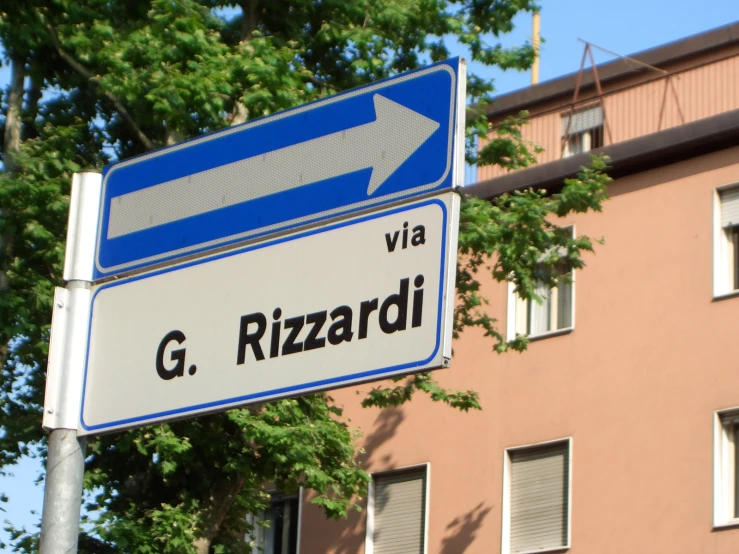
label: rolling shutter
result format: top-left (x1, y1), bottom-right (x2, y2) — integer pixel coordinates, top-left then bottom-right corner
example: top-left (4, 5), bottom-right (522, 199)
top-left (372, 471), bottom-right (426, 554)
top-left (734, 424), bottom-right (739, 519)
top-left (561, 105), bottom-right (603, 136)
top-left (510, 442), bottom-right (569, 554)
top-left (720, 188), bottom-right (739, 228)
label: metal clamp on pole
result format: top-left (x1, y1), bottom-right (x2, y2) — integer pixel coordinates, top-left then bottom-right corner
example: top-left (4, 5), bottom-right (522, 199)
top-left (40, 171), bottom-right (102, 554)
top-left (42, 283), bottom-right (91, 431)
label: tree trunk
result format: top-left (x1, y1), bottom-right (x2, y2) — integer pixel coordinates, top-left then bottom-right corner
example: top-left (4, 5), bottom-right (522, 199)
top-left (193, 476), bottom-right (245, 554)
top-left (3, 52), bottom-right (25, 174)
top-left (0, 52), bottom-right (24, 365)
top-left (231, 102), bottom-right (249, 126)
top-left (0, 53), bottom-right (24, 281)
top-left (25, 66), bottom-right (43, 140)
top-left (241, 0), bottom-right (257, 41)
top-left (230, 0), bottom-right (259, 127)
top-left (189, 9), bottom-right (260, 546)
top-left (166, 128), bottom-right (185, 146)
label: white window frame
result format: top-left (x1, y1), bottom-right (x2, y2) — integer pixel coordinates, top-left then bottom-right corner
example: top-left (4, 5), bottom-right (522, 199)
top-left (714, 409), bottom-right (739, 528)
top-left (501, 438), bottom-right (573, 554)
top-left (246, 488), bottom-right (303, 554)
top-left (365, 463), bottom-right (430, 554)
top-left (563, 130), bottom-right (592, 158)
top-left (713, 185), bottom-right (739, 299)
top-left (506, 226), bottom-right (576, 341)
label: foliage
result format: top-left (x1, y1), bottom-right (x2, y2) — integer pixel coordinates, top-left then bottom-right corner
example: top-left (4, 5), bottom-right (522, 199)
top-left (0, 0), bottom-right (608, 551)
top-left (362, 156), bottom-right (610, 408)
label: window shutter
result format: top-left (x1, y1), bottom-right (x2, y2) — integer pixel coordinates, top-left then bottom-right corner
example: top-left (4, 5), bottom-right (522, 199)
top-left (510, 442), bottom-right (569, 554)
top-left (734, 424), bottom-right (739, 519)
top-left (373, 471), bottom-right (426, 554)
top-left (721, 188), bottom-right (739, 228)
top-left (561, 105), bottom-right (603, 136)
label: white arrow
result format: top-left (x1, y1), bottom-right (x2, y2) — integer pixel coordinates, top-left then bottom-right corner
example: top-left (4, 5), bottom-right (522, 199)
top-left (107, 94), bottom-right (440, 239)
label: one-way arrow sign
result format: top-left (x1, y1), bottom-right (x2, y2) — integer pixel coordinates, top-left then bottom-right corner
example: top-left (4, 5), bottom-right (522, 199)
top-left (107, 95), bottom-right (440, 239)
top-left (95, 58), bottom-right (464, 278)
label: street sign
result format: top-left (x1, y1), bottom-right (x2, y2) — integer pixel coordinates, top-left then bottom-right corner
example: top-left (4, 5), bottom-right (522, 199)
top-left (80, 192), bottom-right (459, 435)
top-left (95, 59), bottom-right (464, 279)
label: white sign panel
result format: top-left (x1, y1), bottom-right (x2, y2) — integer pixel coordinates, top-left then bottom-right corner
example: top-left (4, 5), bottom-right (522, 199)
top-left (79, 193), bottom-right (459, 435)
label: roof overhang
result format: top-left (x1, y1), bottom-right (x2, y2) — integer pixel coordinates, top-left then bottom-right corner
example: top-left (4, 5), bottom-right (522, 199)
top-left (466, 108), bottom-right (739, 200)
top-left (482, 22), bottom-right (739, 119)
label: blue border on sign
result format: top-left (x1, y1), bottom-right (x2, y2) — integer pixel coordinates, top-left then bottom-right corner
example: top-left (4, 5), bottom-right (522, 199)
top-left (80, 196), bottom-right (450, 433)
top-left (94, 58), bottom-right (460, 279)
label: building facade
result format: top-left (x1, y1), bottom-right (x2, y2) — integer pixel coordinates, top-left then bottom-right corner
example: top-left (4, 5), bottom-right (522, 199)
top-left (258, 23), bottom-right (739, 554)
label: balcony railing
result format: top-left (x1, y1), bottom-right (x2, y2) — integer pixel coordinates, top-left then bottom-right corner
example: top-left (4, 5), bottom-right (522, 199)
top-left (477, 54), bottom-right (739, 183)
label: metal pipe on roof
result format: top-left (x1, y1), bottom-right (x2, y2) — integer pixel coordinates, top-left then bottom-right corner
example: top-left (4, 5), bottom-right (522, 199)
top-left (532, 12), bottom-right (541, 85)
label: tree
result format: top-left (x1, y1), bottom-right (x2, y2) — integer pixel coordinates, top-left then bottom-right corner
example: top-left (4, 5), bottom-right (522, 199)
top-left (0, 1), bottom-right (610, 551)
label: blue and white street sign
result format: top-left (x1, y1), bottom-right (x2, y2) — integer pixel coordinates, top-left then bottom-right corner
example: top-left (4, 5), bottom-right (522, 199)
top-left (95, 59), bottom-right (465, 279)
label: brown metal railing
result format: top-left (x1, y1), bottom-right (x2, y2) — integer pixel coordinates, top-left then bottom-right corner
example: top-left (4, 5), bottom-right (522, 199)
top-left (477, 54), bottom-right (739, 182)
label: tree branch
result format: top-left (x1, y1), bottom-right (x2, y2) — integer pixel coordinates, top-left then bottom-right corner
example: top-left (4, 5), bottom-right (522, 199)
top-left (45, 24), bottom-right (155, 151)
top-left (306, 74), bottom-right (332, 93)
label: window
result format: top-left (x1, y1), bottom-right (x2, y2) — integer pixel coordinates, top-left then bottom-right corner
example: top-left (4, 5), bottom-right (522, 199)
top-left (510, 268), bottom-right (573, 338)
top-left (714, 186), bottom-right (739, 296)
top-left (714, 410), bottom-right (739, 527)
top-left (502, 439), bottom-right (571, 554)
top-left (507, 228), bottom-right (575, 340)
top-left (247, 492), bottom-right (300, 554)
top-left (365, 466), bottom-right (428, 554)
top-left (561, 105), bottom-right (604, 157)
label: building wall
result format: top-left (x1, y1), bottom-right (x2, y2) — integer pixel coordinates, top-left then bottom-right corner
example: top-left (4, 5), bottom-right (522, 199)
top-left (605, 54), bottom-right (739, 142)
top-left (299, 145), bottom-right (739, 553)
top-left (478, 47), bottom-right (739, 181)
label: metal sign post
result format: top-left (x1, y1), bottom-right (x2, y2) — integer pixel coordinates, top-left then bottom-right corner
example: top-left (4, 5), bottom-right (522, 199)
top-left (39, 171), bottom-right (102, 553)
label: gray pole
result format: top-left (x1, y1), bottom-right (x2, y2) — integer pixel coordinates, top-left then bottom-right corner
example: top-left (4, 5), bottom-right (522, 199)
top-left (38, 430), bottom-right (86, 553)
top-left (39, 171), bottom-right (102, 554)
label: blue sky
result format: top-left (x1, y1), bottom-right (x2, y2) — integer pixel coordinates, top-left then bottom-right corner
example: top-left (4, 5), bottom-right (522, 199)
top-left (0, 1), bottom-right (737, 549)
top-left (462, 0), bottom-right (739, 96)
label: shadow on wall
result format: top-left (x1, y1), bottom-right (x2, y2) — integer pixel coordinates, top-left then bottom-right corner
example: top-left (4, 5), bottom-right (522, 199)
top-left (357, 405), bottom-right (406, 468)
top-left (439, 502), bottom-right (493, 554)
top-left (299, 406), bottom-right (407, 554)
top-left (302, 407), bottom-right (494, 554)
top-left (310, 502), bottom-right (367, 554)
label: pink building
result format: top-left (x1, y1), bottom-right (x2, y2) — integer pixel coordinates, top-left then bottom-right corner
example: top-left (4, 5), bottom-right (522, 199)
top-left (256, 23), bottom-right (739, 554)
